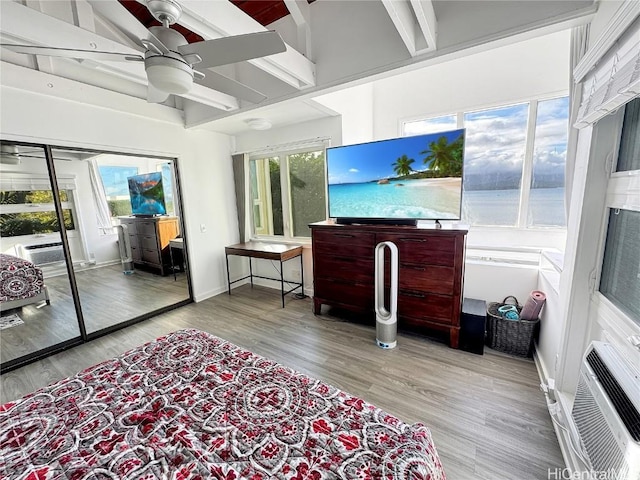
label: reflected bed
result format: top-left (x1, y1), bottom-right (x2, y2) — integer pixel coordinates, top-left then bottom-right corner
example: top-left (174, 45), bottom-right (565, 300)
top-left (0, 253), bottom-right (50, 313)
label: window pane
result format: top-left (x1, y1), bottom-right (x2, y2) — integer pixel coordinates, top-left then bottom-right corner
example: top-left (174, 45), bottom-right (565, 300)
top-left (160, 163), bottom-right (174, 215)
top-left (98, 165), bottom-right (138, 218)
top-left (288, 150), bottom-right (327, 237)
top-left (404, 115), bottom-right (457, 136)
top-left (616, 97), bottom-right (640, 172)
top-left (599, 209), bottom-right (640, 325)
top-left (249, 157), bottom-right (283, 236)
top-left (0, 190), bottom-right (69, 203)
top-left (463, 103), bottom-right (529, 225)
top-left (528, 97), bottom-right (569, 227)
top-left (0, 209), bottom-right (75, 237)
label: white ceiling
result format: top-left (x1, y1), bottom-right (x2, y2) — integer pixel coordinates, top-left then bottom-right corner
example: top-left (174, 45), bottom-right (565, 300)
top-left (0, 0), bottom-right (597, 135)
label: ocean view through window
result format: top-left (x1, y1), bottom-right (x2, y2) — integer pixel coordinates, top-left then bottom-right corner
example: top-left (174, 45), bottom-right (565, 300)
top-left (403, 97), bottom-right (569, 228)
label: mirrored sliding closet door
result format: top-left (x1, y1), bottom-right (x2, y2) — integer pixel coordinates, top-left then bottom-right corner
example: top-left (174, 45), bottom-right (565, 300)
top-left (0, 143), bottom-right (81, 365)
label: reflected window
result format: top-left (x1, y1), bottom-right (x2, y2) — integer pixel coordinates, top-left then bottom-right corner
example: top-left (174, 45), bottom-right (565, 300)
top-left (98, 165), bottom-right (138, 218)
top-left (0, 189), bottom-right (75, 237)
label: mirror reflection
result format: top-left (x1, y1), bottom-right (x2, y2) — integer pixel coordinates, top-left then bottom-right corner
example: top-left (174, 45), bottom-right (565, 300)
top-left (0, 145), bottom-right (80, 363)
top-left (1, 143), bottom-right (190, 366)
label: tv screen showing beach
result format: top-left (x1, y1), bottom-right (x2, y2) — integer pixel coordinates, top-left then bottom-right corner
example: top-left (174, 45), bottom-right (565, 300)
top-left (128, 172), bottom-right (167, 216)
top-left (327, 129), bottom-right (464, 220)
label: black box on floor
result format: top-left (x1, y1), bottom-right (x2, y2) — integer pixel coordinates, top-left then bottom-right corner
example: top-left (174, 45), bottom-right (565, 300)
top-left (460, 298), bottom-right (487, 355)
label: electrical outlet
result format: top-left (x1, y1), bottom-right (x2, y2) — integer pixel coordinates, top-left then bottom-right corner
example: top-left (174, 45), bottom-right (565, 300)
top-left (200, 223), bottom-right (207, 233)
top-left (291, 269), bottom-right (300, 281)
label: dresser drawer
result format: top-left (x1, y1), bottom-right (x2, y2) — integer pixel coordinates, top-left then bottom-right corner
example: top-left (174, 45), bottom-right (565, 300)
top-left (313, 229), bottom-right (374, 247)
top-left (142, 249), bottom-right (161, 265)
top-left (137, 221), bottom-right (158, 236)
top-left (140, 235), bottom-right (159, 251)
top-left (314, 278), bottom-right (373, 309)
top-left (378, 233), bottom-right (456, 266)
top-left (130, 244), bottom-right (141, 261)
top-left (314, 256), bottom-right (373, 284)
top-left (120, 220), bottom-right (137, 234)
top-left (398, 264), bottom-right (454, 294)
top-left (398, 290), bottom-right (453, 323)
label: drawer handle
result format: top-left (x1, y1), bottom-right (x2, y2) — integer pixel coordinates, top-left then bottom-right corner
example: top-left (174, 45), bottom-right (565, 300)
top-left (402, 291), bottom-right (425, 298)
top-left (406, 265), bottom-right (426, 271)
top-left (334, 234), bottom-right (355, 238)
top-left (334, 256), bottom-right (354, 263)
top-left (400, 238), bottom-right (427, 243)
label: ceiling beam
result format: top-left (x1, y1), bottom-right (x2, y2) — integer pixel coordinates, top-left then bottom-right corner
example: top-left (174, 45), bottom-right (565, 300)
top-left (174, 0), bottom-right (316, 89)
top-left (0, 1), bottom-right (239, 113)
top-left (410, 0), bottom-right (437, 52)
top-left (381, 0), bottom-right (437, 56)
top-left (381, 0), bottom-right (418, 56)
top-left (283, 0), bottom-right (312, 59)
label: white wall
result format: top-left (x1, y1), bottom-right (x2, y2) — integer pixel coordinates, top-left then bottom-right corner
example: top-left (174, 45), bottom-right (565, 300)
top-left (1, 77), bottom-right (236, 302)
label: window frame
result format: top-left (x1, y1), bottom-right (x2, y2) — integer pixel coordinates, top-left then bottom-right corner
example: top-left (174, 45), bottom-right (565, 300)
top-left (0, 173), bottom-right (80, 243)
top-left (591, 103), bottom-right (640, 359)
top-left (247, 142), bottom-right (328, 242)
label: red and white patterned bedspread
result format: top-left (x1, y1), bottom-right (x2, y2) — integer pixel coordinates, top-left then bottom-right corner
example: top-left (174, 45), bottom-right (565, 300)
top-left (0, 253), bottom-right (45, 303)
top-left (0, 329), bottom-right (446, 479)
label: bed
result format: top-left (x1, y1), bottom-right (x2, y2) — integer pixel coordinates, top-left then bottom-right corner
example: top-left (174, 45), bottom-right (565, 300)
top-left (0, 253), bottom-right (50, 312)
top-left (0, 329), bottom-right (446, 479)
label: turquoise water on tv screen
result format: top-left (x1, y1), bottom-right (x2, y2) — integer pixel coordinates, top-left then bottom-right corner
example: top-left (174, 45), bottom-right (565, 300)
top-left (328, 178), bottom-right (461, 219)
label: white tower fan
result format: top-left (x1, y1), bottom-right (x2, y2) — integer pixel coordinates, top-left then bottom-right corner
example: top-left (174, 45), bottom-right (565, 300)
top-left (116, 224), bottom-right (134, 275)
top-left (375, 241), bottom-right (399, 349)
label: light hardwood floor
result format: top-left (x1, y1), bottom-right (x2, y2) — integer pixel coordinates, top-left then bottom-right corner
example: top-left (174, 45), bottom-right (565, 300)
top-left (0, 284), bottom-right (563, 479)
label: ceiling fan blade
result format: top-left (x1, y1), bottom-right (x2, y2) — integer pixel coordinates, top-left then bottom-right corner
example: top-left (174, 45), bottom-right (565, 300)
top-left (178, 31), bottom-right (286, 69)
top-left (87, 0), bottom-right (169, 53)
top-left (1, 44), bottom-right (144, 62)
top-left (147, 84), bottom-right (170, 104)
top-left (194, 70), bottom-right (267, 104)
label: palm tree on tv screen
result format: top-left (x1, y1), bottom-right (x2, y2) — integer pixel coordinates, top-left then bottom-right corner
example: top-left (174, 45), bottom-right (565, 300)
top-left (421, 134), bottom-right (464, 177)
top-left (392, 154), bottom-right (415, 177)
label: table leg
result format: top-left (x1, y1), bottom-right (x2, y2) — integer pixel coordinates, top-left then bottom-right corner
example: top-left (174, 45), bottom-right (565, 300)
top-left (300, 253), bottom-right (304, 298)
top-left (226, 253), bottom-right (231, 295)
top-left (249, 258), bottom-right (253, 287)
top-left (280, 259), bottom-right (285, 308)
top-left (170, 245), bottom-right (176, 281)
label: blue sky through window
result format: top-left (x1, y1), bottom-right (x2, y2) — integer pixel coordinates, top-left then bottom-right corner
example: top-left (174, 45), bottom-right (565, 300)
top-left (99, 166), bottom-right (138, 197)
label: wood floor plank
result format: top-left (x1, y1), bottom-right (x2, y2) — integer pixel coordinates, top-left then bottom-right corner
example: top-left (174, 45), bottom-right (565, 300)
top-left (0, 284), bottom-right (563, 479)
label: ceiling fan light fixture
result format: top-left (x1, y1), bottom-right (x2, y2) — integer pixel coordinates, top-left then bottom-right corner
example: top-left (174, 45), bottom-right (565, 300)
top-left (145, 55), bottom-right (193, 94)
top-left (245, 118), bottom-right (272, 130)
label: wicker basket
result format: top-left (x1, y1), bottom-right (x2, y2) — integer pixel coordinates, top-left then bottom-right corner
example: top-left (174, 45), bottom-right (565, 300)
top-left (486, 296), bottom-right (539, 357)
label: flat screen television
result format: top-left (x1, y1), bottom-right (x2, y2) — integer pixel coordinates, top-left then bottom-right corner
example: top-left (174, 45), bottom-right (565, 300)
top-left (127, 172), bottom-right (167, 216)
top-left (326, 129), bottom-right (465, 225)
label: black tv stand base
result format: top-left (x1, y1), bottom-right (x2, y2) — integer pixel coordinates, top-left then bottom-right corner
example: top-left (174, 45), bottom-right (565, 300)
top-left (335, 218), bottom-right (418, 226)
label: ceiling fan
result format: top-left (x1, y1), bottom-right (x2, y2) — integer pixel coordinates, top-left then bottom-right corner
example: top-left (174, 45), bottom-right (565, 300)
top-left (0, 0), bottom-right (287, 105)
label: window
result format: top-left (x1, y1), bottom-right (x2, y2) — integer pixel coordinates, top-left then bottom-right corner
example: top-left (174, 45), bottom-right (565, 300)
top-left (529, 97), bottom-right (569, 227)
top-left (0, 189), bottom-right (75, 237)
top-left (599, 209), bottom-right (640, 325)
top-left (248, 146), bottom-right (327, 238)
top-left (402, 97), bottom-right (569, 228)
top-left (598, 97), bottom-right (640, 327)
top-left (98, 165), bottom-right (138, 218)
top-left (463, 103), bottom-right (528, 226)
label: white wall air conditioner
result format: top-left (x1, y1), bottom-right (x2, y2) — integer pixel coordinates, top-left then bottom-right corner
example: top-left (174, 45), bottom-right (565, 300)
top-left (571, 342), bottom-right (640, 480)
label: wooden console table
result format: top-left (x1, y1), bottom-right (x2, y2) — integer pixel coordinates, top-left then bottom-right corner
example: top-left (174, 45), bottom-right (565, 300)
top-left (225, 242), bottom-right (304, 308)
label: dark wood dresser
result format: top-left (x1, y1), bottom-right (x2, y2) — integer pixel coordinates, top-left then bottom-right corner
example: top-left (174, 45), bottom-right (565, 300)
top-left (310, 221), bottom-right (467, 347)
top-left (119, 216), bottom-right (179, 275)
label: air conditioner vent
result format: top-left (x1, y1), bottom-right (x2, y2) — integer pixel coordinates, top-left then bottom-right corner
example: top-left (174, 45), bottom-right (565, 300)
top-left (586, 349), bottom-right (640, 441)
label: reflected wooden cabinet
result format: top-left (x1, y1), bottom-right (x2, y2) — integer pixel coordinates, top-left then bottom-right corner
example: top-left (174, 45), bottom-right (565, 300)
top-left (119, 216), bottom-right (179, 276)
top-left (310, 221), bottom-right (467, 347)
